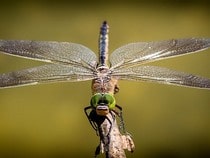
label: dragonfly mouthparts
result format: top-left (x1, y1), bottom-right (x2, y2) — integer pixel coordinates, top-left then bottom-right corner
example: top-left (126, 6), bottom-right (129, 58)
top-left (96, 105), bottom-right (109, 116)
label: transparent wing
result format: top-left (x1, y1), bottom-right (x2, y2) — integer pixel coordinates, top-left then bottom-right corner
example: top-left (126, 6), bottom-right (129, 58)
top-left (110, 38), bottom-right (210, 69)
top-left (0, 64), bottom-right (95, 88)
top-left (112, 66), bottom-right (210, 89)
top-left (0, 40), bottom-right (97, 69)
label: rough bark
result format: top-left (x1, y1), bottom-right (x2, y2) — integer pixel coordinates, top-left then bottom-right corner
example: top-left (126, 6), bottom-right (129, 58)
top-left (96, 111), bottom-right (135, 158)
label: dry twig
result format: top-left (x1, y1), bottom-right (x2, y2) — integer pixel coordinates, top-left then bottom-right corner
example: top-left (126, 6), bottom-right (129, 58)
top-left (92, 111), bottom-right (135, 158)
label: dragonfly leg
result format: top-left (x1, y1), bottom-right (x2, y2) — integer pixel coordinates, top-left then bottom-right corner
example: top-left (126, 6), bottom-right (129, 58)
top-left (94, 143), bottom-right (101, 158)
top-left (84, 106), bottom-right (114, 136)
top-left (113, 105), bottom-right (135, 152)
top-left (85, 107), bottom-right (115, 157)
top-left (93, 113), bottom-right (114, 158)
top-left (113, 104), bottom-right (127, 134)
top-left (84, 106), bottom-right (98, 134)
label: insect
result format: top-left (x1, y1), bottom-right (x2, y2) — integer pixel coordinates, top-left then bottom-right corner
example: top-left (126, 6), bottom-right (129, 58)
top-left (0, 21), bottom-right (210, 107)
top-left (0, 21), bottom-right (210, 157)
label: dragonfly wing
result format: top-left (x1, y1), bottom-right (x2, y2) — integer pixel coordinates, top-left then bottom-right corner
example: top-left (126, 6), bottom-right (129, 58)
top-left (112, 66), bottom-right (210, 89)
top-left (0, 64), bottom-right (95, 88)
top-left (110, 38), bottom-right (210, 69)
top-left (0, 40), bottom-right (97, 68)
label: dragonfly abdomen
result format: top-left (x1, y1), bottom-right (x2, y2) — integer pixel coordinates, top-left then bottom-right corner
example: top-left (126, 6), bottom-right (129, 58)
top-left (99, 21), bottom-right (109, 66)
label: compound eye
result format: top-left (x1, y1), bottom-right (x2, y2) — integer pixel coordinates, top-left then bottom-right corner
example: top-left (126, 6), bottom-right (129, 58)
top-left (103, 93), bottom-right (116, 110)
top-left (90, 93), bottom-right (102, 108)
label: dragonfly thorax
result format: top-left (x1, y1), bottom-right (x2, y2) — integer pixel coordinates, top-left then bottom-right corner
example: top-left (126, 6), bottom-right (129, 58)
top-left (92, 66), bottom-right (119, 95)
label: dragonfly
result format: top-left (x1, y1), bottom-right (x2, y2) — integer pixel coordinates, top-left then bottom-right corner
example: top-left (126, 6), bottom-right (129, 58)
top-left (0, 21), bottom-right (210, 157)
top-left (0, 21), bottom-right (210, 118)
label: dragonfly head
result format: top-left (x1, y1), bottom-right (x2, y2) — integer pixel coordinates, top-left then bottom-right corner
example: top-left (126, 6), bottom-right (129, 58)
top-left (90, 93), bottom-right (116, 116)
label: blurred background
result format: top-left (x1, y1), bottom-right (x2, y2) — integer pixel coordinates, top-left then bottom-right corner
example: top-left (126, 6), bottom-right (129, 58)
top-left (0, 0), bottom-right (210, 157)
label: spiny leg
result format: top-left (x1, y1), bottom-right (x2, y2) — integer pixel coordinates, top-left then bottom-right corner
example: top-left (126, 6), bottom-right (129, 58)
top-left (84, 106), bottom-right (116, 157)
top-left (84, 106), bottom-right (98, 134)
top-left (114, 104), bottom-right (133, 136)
top-left (113, 105), bottom-right (135, 152)
top-left (113, 104), bottom-right (126, 134)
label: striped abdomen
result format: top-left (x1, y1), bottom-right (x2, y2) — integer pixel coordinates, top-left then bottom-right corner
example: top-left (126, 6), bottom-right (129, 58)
top-left (98, 21), bottom-right (109, 66)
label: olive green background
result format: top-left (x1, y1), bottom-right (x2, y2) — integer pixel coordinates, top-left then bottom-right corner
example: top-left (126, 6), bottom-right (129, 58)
top-left (0, 1), bottom-right (210, 157)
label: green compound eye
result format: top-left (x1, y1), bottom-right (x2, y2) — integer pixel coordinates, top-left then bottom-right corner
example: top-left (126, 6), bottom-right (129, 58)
top-left (90, 93), bottom-right (116, 110)
top-left (90, 93), bottom-right (102, 108)
top-left (103, 93), bottom-right (116, 110)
